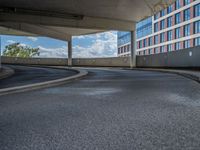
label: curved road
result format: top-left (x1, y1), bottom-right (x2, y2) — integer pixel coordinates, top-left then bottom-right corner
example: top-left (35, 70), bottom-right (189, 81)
top-left (0, 65), bottom-right (77, 89)
top-left (0, 66), bottom-right (200, 150)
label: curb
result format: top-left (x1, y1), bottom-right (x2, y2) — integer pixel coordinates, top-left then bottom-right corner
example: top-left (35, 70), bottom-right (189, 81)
top-left (129, 68), bottom-right (200, 83)
top-left (0, 67), bottom-right (88, 96)
top-left (0, 66), bottom-right (15, 80)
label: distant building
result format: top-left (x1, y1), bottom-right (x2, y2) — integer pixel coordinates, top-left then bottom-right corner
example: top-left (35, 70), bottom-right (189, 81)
top-left (118, 0), bottom-right (200, 57)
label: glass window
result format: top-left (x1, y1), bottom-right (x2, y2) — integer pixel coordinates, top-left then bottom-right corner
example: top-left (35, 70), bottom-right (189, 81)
top-left (155, 47), bottom-right (159, 54)
top-left (136, 17), bottom-right (153, 39)
top-left (154, 23), bottom-right (159, 32)
top-left (139, 40), bottom-right (143, 48)
top-left (117, 32), bottom-right (131, 47)
top-left (194, 21), bottom-right (200, 34)
top-left (154, 35), bottom-right (159, 44)
top-left (184, 24), bottom-right (190, 36)
top-left (184, 0), bottom-right (190, 6)
top-left (160, 46), bottom-right (165, 53)
top-left (167, 16), bottom-right (172, 27)
top-left (175, 13), bottom-right (181, 24)
top-left (167, 30), bottom-right (173, 41)
top-left (167, 5), bottom-right (173, 14)
top-left (154, 13), bottom-right (159, 20)
top-left (175, 0), bottom-right (181, 10)
top-left (160, 33), bottom-right (165, 43)
top-left (194, 4), bottom-right (200, 17)
top-left (160, 9), bottom-right (165, 17)
top-left (149, 37), bottom-right (153, 46)
top-left (175, 42), bottom-right (181, 50)
top-left (149, 49), bottom-right (154, 54)
top-left (184, 40), bottom-right (191, 48)
top-left (175, 27), bottom-right (181, 39)
top-left (168, 44), bottom-right (173, 52)
top-left (194, 37), bottom-right (200, 46)
top-left (143, 39), bottom-right (147, 47)
top-left (160, 20), bottom-right (165, 30)
top-left (184, 9), bottom-right (190, 21)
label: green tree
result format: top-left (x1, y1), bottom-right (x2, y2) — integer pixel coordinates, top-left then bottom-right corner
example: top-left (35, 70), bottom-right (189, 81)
top-left (3, 43), bottom-right (40, 58)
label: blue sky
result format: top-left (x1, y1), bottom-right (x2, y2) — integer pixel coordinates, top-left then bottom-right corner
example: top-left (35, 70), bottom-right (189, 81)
top-left (0, 31), bottom-right (117, 58)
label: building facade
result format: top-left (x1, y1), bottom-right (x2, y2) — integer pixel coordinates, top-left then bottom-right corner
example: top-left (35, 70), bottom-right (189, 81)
top-left (118, 0), bottom-right (200, 57)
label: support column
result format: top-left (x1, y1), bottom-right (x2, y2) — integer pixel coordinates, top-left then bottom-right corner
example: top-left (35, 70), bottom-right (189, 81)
top-left (130, 31), bottom-right (136, 68)
top-left (68, 37), bottom-right (72, 67)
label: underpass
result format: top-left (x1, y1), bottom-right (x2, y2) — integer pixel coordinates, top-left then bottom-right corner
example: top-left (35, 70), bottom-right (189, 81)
top-left (0, 66), bottom-right (200, 149)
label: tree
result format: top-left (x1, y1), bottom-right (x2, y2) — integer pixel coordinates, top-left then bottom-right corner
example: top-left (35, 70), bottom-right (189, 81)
top-left (3, 43), bottom-right (40, 58)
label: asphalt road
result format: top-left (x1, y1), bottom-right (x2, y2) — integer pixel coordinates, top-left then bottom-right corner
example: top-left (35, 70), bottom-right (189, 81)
top-left (0, 67), bottom-right (200, 150)
top-left (0, 65), bottom-right (77, 89)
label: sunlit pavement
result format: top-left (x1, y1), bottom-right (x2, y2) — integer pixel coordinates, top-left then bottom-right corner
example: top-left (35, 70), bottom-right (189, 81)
top-left (0, 66), bottom-right (200, 150)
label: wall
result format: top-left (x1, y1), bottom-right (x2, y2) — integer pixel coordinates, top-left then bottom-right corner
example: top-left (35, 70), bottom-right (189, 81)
top-left (137, 46), bottom-right (200, 68)
top-left (1, 57), bottom-right (130, 67)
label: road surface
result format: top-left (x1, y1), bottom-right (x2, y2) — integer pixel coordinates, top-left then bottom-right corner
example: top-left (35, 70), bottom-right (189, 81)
top-left (0, 66), bottom-right (200, 150)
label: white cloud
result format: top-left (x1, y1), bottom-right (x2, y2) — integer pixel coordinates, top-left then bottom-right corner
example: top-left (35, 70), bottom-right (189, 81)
top-left (36, 46), bottom-right (67, 58)
top-left (73, 31), bottom-right (117, 58)
top-left (27, 36), bottom-right (38, 42)
top-left (7, 40), bottom-right (16, 44)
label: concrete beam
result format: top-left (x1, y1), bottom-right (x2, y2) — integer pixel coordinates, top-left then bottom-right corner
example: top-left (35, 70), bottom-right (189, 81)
top-left (0, 13), bottom-right (136, 31)
top-left (0, 22), bottom-right (71, 41)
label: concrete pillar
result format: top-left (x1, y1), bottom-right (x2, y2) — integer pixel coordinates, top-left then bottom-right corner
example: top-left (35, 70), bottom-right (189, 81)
top-left (130, 31), bottom-right (136, 68)
top-left (68, 37), bottom-right (72, 67)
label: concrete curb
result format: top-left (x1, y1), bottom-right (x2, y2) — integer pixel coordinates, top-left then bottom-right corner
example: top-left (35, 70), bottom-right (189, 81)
top-left (0, 67), bottom-right (88, 96)
top-left (129, 68), bottom-right (200, 83)
top-left (0, 67), bottom-right (15, 80)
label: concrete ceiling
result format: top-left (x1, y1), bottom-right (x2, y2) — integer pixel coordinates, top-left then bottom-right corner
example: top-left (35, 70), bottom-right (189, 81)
top-left (0, 0), bottom-right (175, 41)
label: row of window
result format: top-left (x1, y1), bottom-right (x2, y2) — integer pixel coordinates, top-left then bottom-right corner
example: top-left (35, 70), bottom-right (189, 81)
top-left (137, 37), bottom-right (200, 56)
top-left (154, 4), bottom-right (200, 32)
top-left (138, 20), bottom-right (200, 49)
top-left (118, 44), bottom-right (131, 54)
top-left (154, 0), bottom-right (195, 20)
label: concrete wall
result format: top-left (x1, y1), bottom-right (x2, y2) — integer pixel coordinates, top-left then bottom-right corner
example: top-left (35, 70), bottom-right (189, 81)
top-left (1, 56), bottom-right (130, 67)
top-left (137, 46), bottom-right (200, 68)
top-left (2, 46), bottom-right (200, 68)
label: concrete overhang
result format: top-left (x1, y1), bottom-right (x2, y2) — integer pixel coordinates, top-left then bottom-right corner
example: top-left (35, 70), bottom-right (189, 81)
top-left (0, 0), bottom-right (176, 41)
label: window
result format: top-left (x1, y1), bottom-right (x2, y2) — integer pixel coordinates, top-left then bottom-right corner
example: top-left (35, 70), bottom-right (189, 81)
top-left (168, 44), bottom-right (173, 52)
top-left (155, 47), bottom-right (159, 54)
top-left (136, 17), bottom-right (153, 39)
top-left (160, 10), bottom-right (165, 17)
top-left (175, 42), bottom-right (181, 50)
top-left (194, 21), bottom-right (200, 34)
top-left (167, 30), bottom-right (173, 41)
top-left (194, 4), bottom-right (200, 17)
top-left (184, 9), bottom-right (190, 21)
top-left (139, 41), bottom-right (143, 48)
top-left (184, 24), bottom-right (190, 36)
top-left (160, 46), bottom-right (165, 53)
top-left (175, 27), bottom-right (181, 39)
top-left (175, 13), bottom-right (181, 24)
top-left (167, 5), bottom-right (173, 14)
top-left (154, 13), bottom-right (159, 20)
top-left (194, 37), bottom-right (200, 46)
top-left (149, 37), bottom-right (153, 46)
top-left (175, 0), bottom-right (181, 10)
top-left (149, 49), bottom-right (154, 54)
top-left (167, 16), bottom-right (172, 27)
top-left (160, 33), bottom-right (165, 43)
top-left (154, 35), bottom-right (159, 44)
top-left (154, 23), bottom-right (159, 32)
top-left (143, 39), bottom-right (147, 47)
top-left (184, 0), bottom-right (190, 6)
top-left (160, 20), bottom-right (165, 30)
top-left (184, 40), bottom-right (191, 48)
